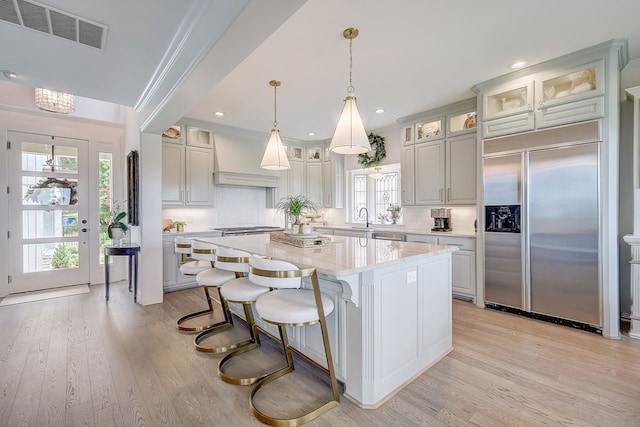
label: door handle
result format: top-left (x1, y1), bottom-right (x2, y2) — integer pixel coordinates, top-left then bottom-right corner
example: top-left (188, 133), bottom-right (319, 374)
top-left (81, 219), bottom-right (87, 224)
top-left (81, 228), bottom-right (87, 232)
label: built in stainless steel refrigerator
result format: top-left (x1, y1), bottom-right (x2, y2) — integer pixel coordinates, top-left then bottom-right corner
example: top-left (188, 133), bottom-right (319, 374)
top-left (484, 142), bottom-right (600, 327)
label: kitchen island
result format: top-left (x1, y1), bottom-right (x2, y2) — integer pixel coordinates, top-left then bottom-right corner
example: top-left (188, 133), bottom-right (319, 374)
top-left (198, 233), bottom-right (457, 408)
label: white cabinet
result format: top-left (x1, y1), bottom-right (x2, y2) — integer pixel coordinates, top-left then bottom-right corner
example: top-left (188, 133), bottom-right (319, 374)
top-left (406, 233), bottom-right (476, 300)
top-left (162, 124), bottom-right (213, 207)
top-left (162, 143), bottom-right (213, 206)
top-left (307, 161), bottom-right (323, 207)
top-left (401, 144), bottom-right (415, 205)
top-left (446, 134), bottom-right (477, 204)
top-left (333, 228), bottom-right (372, 238)
top-left (270, 142), bottom-right (344, 209)
top-left (477, 60), bottom-right (605, 139)
top-left (399, 99), bottom-right (477, 207)
top-left (415, 140), bottom-right (444, 205)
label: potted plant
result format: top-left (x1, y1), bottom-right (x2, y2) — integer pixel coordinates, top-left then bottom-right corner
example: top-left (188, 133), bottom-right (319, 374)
top-left (174, 220), bottom-right (186, 232)
top-left (387, 203), bottom-right (402, 224)
top-left (106, 202), bottom-right (128, 242)
top-left (275, 194), bottom-right (317, 233)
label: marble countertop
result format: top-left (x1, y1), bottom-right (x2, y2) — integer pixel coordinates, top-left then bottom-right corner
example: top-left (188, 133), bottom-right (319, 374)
top-left (312, 224), bottom-right (476, 238)
top-left (197, 233), bottom-right (458, 278)
top-left (162, 226), bottom-right (223, 237)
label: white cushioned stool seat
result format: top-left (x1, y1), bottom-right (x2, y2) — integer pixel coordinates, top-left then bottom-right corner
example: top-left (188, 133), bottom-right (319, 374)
top-left (180, 260), bottom-right (212, 275)
top-left (256, 289), bottom-right (334, 325)
top-left (196, 267), bottom-right (237, 287)
top-left (221, 277), bottom-right (270, 303)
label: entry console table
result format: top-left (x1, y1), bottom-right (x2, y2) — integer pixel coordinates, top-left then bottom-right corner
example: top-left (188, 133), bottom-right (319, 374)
top-left (198, 234), bottom-right (457, 408)
top-left (104, 243), bottom-right (141, 303)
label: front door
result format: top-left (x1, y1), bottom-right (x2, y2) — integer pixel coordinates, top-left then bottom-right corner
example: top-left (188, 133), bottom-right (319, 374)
top-left (7, 131), bottom-right (90, 292)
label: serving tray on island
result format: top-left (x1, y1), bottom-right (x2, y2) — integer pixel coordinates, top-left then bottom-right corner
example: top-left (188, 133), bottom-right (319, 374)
top-left (270, 231), bottom-right (331, 248)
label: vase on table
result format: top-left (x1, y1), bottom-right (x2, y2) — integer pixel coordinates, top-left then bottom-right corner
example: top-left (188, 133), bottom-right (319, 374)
top-left (110, 227), bottom-right (124, 246)
top-left (389, 211), bottom-right (401, 225)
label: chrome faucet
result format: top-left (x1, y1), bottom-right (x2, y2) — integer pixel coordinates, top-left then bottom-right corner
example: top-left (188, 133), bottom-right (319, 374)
top-left (358, 207), bottom-right (370, 228)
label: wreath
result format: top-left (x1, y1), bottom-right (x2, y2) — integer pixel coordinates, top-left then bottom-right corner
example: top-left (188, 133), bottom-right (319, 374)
top-left (358, 133), bottom-right (386, 167)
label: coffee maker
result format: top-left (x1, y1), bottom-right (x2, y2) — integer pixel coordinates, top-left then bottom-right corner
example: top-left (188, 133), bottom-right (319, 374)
top-left (431, 208), bottom-right (452, 232)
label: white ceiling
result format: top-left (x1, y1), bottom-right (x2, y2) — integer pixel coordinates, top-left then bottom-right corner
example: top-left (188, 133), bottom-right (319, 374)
top-left (2, 0), bottom-right (640, 141)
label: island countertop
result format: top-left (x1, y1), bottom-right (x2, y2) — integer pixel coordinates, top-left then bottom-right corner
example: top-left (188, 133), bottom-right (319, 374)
top-left (196, 232), bottom-right (455, 408)
top-left (196, 233), bottom-right (458, 278)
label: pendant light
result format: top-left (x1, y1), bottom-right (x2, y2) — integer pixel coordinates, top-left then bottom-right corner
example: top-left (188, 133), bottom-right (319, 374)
top-left (34, 88), bottom-right (75, 114)
top-left (260, 80), bottom-right (290, 170)
top-left (329, 27), bottom-right (371, 155)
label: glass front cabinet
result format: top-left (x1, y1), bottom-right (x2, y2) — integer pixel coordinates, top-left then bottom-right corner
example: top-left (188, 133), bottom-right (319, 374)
top-left (479, 59), bottom-right (605, 138)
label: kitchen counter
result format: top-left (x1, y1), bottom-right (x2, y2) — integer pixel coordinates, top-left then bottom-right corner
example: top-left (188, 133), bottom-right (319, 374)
top-left (162, 226), bottom-right (223, 237)
top-left (313, 224), bottom-right (476, 238)
top-left (197, 234), bottom-right (456, 408)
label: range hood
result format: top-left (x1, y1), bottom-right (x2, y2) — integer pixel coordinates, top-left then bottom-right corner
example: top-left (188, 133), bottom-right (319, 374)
top-left (212, 130), bottom-right (280, 188)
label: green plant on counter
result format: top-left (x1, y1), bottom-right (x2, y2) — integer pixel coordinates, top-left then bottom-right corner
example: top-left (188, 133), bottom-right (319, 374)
top-left (174, 220), bottom-right (186, 232)
top-left (275, 194), bottom-right (317, 224)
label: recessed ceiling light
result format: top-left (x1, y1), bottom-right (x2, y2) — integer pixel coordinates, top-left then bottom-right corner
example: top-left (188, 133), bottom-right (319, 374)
top-left (1, 70), bottom-right (18, 79)
top-left (307, 132), bottom-right (315, 136)
top-left (213, 111), bottom-right (225, 116)
top-left (375, 108), bottom-right (385, 114)
top-left (510, 60), bottom-right (527, 69)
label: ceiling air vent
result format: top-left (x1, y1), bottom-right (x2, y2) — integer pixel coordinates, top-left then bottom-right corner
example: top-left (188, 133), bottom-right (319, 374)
top-left (0, 0), bottom-right (107, 49)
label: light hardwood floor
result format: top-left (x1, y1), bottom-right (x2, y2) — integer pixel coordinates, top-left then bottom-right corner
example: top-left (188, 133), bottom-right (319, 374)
top-left (1, 281), bottom-right (639, 427)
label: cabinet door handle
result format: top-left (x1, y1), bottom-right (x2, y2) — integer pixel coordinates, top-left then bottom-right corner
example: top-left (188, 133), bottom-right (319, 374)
top-left (186, 191), bottom-right (190, 203)
top-left (180, 190), bottom-right (184, 202)
top-left (439, 188), bottom-right (444, 202)
top-left (537, 101), bottom-right (546, 111)
top-left (448, 188), bottom-right (451, 201)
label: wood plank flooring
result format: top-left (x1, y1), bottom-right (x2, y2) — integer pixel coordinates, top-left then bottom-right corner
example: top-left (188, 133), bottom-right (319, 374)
top-left (1, 281), bottom-right (639, 426)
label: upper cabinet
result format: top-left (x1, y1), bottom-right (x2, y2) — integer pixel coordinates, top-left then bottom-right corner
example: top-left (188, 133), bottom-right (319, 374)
top-left (471, 40), bottom-right (626, 140)
top-left (186, 126), bottom-right (214, 148)
top-left (415, 117), bottom-right (444, 143)
top-left (268, 141), bottom-right (344, 209)
top-left (398, 98), bottom-right (477, 207)
top-left (162, 123), bottom-right (213, 207)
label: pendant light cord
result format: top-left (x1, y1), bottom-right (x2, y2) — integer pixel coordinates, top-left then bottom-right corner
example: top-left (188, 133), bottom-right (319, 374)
top-left (348, 37), bottom-right (354, 94)
top-left (273, 83), bottom-right (278, 128)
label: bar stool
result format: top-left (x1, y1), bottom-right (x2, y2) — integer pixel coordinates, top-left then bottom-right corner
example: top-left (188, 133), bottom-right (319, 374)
top-left (248, 256), bottom-right (340, 426)
top-left (176, 240), bottom-right (236, 332)
top-left (193, 247), bottom-right (257, 354)
top-left (217, 255), bottom-right (274, 385)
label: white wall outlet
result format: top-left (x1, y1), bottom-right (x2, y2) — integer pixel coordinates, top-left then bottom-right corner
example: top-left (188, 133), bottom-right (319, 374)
top-left (407, 270), bottom-right (417, 283)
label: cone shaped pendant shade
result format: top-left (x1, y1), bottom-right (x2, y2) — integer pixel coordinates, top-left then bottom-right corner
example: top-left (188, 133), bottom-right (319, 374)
top-left (329, 27), bottom-right (371, 155)
top-left (261, 128), bottom-right (290, 170)
top-left (260, 80), bottom-right (290, 170)
top-left (330, 94), bottom-right (370, 154)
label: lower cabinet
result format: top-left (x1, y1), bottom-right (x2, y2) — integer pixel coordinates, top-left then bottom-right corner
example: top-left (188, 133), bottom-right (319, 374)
top-left (406, 234), bottom-right (476, 300)
top-left (162, 233), bottom-right (222, 292)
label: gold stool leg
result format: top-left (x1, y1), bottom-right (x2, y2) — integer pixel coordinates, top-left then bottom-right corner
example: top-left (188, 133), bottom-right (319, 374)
top-left (193, 287), bottom-right (252, 353)
top-left (248, 271), bottom-right (340, 426)
top-left (218, 303), bottom-right (287, 385)
top-left (176, 285), bottom-right (217, 332)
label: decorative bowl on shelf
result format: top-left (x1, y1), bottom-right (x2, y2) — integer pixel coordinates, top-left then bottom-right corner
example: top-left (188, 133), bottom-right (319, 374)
top-left (571, 82), bottom-right (594, 95)
top-left (501, 97), bottom-right (522, 111)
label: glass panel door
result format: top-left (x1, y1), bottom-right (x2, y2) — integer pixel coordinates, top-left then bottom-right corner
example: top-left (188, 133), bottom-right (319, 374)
top-left (8, 131), bottom-right (89, 292)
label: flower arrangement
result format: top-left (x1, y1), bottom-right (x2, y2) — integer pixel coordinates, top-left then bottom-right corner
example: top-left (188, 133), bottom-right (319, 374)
top-left (387, 203), bottom-right (402, 224)
top-left (105, 201), bottom-right (128, 238)
top-left (387, 203), bottom-right (402, 213)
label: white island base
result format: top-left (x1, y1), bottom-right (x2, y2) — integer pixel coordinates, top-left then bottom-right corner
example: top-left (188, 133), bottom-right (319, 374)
top-left (198, 234), bottom-right (455, 408)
